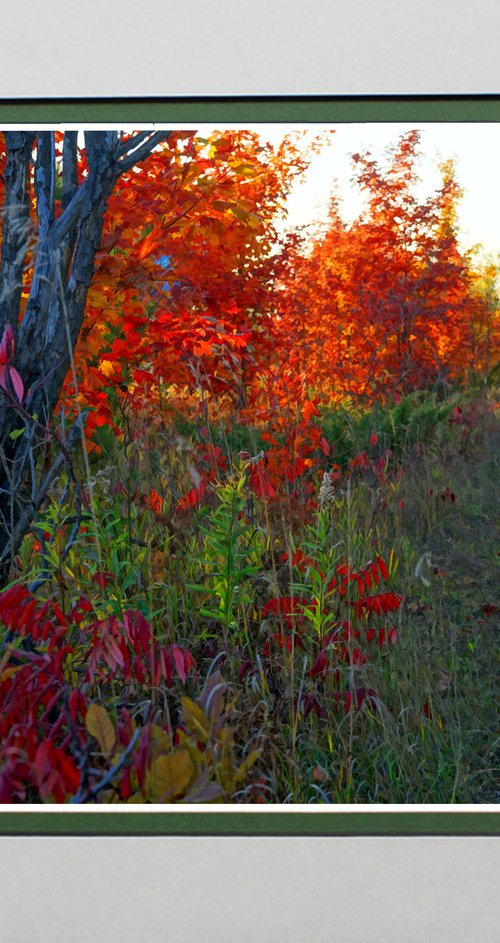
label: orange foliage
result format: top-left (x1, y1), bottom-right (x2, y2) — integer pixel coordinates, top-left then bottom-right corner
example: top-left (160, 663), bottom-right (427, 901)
top-left (2, 129), bottom-right (495, 438)
top-left (266, 131), bottom-right (498, 410)
top-left (65, 130), bottom-right (317, 435)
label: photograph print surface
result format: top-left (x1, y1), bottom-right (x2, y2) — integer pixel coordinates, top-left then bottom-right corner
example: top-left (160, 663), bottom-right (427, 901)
top-left (0, 126), bottom-right (498, 804)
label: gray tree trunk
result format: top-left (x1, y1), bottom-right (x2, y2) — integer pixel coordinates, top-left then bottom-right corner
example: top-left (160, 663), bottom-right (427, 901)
top-left (0, 130), bottom-right (170, 583)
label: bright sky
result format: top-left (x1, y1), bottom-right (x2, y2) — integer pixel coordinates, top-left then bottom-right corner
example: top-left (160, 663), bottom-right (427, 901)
top-left (268, 123), bottom-right (500, 259)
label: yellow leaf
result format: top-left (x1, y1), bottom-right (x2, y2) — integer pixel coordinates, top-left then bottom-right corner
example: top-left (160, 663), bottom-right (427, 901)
top-left (145, 749), bottom-right (196, 803)
top-left (87, 288), bottom-right (111, 308)
top-left (181, 698), bottom-right (211, 743)
top-left (99, 359), bottom-right (115, 378)
top-left (85, 704), bottom-right (116, 758)
top-left (177, 731), bottom-right (206, 766)
top-left (150, 724), bottom-right (172, 758)
top-left (217, 726), bottom-right (235, 747)
top-left (235, 749), bottom-right (262, 785)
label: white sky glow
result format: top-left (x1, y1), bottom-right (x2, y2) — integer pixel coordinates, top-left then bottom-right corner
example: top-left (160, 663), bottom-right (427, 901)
top-left (272, 123), bottom-right (500, 259)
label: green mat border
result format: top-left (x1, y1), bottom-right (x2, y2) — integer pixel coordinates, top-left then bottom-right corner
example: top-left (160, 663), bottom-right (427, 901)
top-left (0, 812), bottom-right (498, 836)
top-left (0, 95), bottom-right (499, 124)
top-left (0, 95), bottom-right (497, 834)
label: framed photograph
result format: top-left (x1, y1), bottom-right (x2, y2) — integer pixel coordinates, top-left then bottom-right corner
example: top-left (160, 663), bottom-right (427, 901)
top-left (0, 15), bottom-right (499, 931)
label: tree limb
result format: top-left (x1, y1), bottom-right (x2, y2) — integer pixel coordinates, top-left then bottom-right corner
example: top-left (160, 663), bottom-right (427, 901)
top-left (34, 132), bottom-right (55, 240)
top-left (0, 132), bottom-right (35, 341)
top-left (118, 131), bottom-right (172, 174)
top-left (62, 131), bottom-right (79, 210)
top-left (117, 130), bottom-right (154, 158)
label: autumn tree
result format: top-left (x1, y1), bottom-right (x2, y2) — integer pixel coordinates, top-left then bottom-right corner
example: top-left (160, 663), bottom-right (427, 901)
top-left (0, 130), bottom-right (317, 581)
top-left (270, 131), bottom-right (497, 407)
top-left (62, 131), bottom-right (314, 436)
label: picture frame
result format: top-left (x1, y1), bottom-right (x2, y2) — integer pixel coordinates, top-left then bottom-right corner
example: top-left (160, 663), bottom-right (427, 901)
top-left (0, 92), bottom-right (498, 941)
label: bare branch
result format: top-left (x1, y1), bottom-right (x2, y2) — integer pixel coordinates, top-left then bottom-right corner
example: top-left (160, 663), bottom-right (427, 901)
top-left (70, 728), bottom-right (141, 804)
top-left (0, 411), bottom-right (87, 566)
top-left (49, 133), bottom-right (118, 249)
top-left (84, 130), bottom-right (119, 172)
top-left (62, 131), bottom-right (79, 210)
top-left (34, 132), bottom-right (55, 240)
top-left (118, 131), bottom-right (172, 174)
top-left (117, 130), bottom-right (154, 158)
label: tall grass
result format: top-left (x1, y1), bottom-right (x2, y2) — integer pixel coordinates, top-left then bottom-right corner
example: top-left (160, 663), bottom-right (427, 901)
top-left (6, 390), bottom-right (499, 802)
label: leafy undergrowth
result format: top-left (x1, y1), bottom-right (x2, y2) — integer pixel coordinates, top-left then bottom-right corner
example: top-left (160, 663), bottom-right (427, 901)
top-left (0, 391), bottom-right (498, 803)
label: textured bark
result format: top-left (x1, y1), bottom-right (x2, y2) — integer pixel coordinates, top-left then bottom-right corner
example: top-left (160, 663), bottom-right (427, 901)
top-left (0, 130), bottom-right (172, 582)
top-left (0, 132), bottom-right (36, 343)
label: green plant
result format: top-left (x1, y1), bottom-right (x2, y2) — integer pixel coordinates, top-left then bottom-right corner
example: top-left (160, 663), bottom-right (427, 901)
top-left (190, 470), bottom-right (263, 642)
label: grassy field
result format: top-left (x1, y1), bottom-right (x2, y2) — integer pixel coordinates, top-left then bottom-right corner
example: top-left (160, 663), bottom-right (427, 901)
top-left (2, 387), bottom-right (496, 803)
